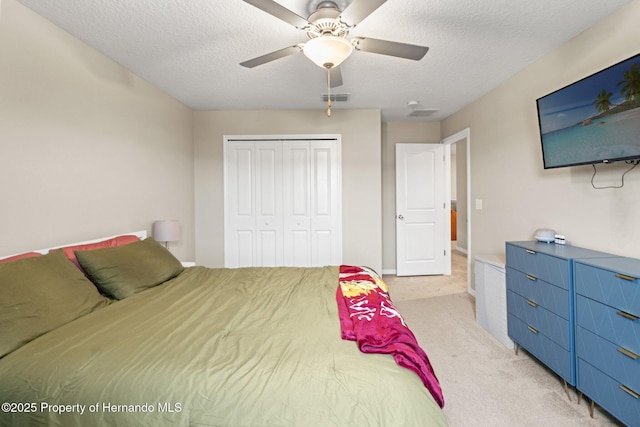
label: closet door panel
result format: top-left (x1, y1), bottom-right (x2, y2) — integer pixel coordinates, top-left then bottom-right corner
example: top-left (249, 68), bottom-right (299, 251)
top-left (235, 231), bottom-right (254, 267)
top-left (312, 230), bottom-right (334, 267)
top-left (314, 148), bottom-right (330, 215)
top-left (291, 230), bottom-right (311, 267)
top-left (226, 143), bottom-right (255, 267)
top-left (289, 147), bottom-right (308, 216)
top-left (283, 143), bottom-right (311, 266)
top-left (255, 143), bottom-right (283, 266)
top-left (257, 231), bottom-right (278, 266)
top-left (311, 142), bottom-right (340, 266)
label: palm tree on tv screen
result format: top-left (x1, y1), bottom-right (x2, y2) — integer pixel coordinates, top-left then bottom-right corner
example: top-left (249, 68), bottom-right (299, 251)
top-left (594, 89), bottom-right (614, 113)
top-left (617, 62), bottom-right (640, 103)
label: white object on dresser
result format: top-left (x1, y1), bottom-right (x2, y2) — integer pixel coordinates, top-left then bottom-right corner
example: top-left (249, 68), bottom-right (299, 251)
top-left (533, 228), bottom-right (556, 243)
top-left (475, 254), bottom-right (513, 349)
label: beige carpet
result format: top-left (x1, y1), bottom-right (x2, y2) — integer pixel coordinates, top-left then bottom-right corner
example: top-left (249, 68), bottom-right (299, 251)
top-left (390, 287), bottom-right (624, 426)
top-left (383, 246), bottom-right (469, 301)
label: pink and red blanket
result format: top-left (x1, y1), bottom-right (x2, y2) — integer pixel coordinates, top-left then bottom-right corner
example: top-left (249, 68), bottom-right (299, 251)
top-left (336, 265), bottom-right (444, 408)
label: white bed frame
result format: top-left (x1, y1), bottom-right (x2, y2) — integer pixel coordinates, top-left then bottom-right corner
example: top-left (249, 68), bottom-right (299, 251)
top-left (0, 230), bottom-right (148, 261)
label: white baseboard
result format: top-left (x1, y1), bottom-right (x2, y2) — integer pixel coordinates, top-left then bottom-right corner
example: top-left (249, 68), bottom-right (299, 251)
top-left (455, 246), bottom-right (468, 255)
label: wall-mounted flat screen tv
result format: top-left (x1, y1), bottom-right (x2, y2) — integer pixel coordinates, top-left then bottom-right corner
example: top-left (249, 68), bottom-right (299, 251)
top-left (536, 52), bottom-right (640, 169)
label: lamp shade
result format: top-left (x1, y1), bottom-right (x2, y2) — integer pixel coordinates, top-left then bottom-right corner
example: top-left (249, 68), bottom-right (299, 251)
top-left (303, 36), bottom-right (353, 68)
top-left (152, 220), bottom-right (180, 242)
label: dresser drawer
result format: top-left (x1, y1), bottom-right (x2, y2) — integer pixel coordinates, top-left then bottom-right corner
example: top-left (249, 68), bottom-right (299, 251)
top-left (506, 267), bottom-right (569, 319)
top-left (577, 326), bottom-right (640, 392)
top-left (578, 358), bottom-right (640, 427)
top-left (508, 313), bottom-right (572, 382)
top-left (507, 291), bottom-right (570, 350)
top-left (575, 261), bottom-right (640, 315)
top-left (576, 294), bottom-right (640, 354)
top-left (506, 244), bottom-right (570, 289)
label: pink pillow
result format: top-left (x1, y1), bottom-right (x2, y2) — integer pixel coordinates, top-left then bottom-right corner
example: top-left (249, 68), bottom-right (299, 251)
top-left (59, 235), bottom-right (140, 268)
top-left (0, 252), bottom-right (42, 264)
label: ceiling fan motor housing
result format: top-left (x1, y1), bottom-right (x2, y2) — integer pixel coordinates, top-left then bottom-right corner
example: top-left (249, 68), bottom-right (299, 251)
top-left (306, 2), bottom-right (350, 38)
top-left (307, 0), bottom-right (349, 15)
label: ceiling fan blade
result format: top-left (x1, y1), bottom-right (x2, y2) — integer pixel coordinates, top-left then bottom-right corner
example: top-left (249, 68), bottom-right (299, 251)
top-left (243, 0), bottom-right (309, 28)
top-left (240, 45), bottom-right (301, 68)
top-left (329, 67), bottom-right (343, 88)
top-left (339, 0), bottom-right (387, 27)
top-left (353, 37), bottom-right (429, 61)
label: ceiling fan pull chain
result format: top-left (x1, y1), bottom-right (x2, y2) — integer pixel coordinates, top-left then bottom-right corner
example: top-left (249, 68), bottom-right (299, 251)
top-left (327, 67), bottom-right (332, 117)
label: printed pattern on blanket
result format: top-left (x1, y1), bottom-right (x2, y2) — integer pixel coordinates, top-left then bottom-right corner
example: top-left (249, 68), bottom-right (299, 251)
top-left (336, 265), bottom-right (445, 408)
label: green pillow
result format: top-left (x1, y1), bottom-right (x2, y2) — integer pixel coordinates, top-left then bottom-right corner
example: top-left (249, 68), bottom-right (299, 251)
top-left (0, 250), bottom-right (109, 357)
top-left (75, 237), bottom-right (184, 300)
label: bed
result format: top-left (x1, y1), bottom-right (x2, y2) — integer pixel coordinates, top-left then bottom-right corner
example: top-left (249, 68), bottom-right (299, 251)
top-left (0, 232), bottom-right (446, 426)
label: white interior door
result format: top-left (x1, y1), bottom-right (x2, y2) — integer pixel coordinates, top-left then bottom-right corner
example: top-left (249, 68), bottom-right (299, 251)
top-left (396, 143), bottom-right (450, 276)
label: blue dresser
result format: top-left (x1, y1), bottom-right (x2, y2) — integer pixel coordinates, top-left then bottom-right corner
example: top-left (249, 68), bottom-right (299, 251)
top-left (575, 257), bottom-right (640, 426)
top-left (505, 242), bottom-right (612, 386)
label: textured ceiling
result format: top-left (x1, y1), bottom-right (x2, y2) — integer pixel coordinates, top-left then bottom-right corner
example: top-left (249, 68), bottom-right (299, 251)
top-left (15, 0), bottom-right (631, 121)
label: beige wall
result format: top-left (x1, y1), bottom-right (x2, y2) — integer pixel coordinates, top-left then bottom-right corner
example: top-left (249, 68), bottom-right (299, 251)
top-left (381, 121), bottom-right (441, 272)
top-left (442, 0), bottom-right (640, 271)
top-left (0, 0), bottom-right (195, 261)
top-left (193, 109), bottom-right (383, 271)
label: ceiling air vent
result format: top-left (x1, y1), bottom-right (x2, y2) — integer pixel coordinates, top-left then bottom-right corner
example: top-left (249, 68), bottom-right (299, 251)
top-left (322, 93), bottom-right (350, 102)
top-left (408, 109), bottom-right (439, 117)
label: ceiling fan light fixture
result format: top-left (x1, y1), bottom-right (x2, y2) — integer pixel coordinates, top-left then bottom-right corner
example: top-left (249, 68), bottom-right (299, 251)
top-left (303, 36), bottom-right (353, 69)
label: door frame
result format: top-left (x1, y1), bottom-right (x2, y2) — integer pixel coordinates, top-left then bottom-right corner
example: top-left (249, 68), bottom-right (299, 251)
top-left (441, 128), bottom-right (472, 295)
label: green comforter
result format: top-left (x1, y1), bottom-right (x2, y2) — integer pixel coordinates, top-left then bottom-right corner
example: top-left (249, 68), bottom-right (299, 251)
top-left (0, 266), bottom-right (447, 426)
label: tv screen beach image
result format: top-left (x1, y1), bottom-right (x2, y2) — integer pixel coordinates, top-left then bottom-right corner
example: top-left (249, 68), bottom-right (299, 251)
top-left (537, 53), bottom-right (640, 169)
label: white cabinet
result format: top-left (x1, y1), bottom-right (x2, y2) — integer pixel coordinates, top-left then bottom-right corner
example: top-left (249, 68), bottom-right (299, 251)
top-left (475, 254), bottom-right (512, 349)
top-left (224, 137), bottom-right (342, 268)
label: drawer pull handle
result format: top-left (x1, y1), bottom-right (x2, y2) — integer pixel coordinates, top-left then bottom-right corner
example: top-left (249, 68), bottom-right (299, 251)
top-left (618, 347), bottom-right (640, 360)
top-left (525, 250), bottom-right (536, 255)
top-left (527, 326), bottom-right (538, 334)
top-left (617, 310), bottom-right (639, 321)
top-left (526, 275), bottom-right (538, 281)
top-left (526, 300), bottom-right (538, 307)
top-left (619, 385), bottom-right (640, 399)
top-left (615, 273), bottom-right (637, 282)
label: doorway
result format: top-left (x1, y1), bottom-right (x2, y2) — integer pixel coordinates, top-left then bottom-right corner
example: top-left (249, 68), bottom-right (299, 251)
top-left (441, 128), bottom-right (472, 294)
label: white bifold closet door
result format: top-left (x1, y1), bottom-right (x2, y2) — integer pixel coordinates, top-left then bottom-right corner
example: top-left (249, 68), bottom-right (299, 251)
top-left (225, 137), bottom-right (341, 268)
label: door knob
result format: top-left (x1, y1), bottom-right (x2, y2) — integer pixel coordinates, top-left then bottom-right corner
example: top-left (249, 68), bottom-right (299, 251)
top-left (398, 214), bottom-right (404, 220)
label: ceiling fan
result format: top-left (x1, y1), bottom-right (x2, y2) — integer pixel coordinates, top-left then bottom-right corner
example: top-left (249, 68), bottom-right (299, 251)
top-left (240, 0), bottom-right (429, 89)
